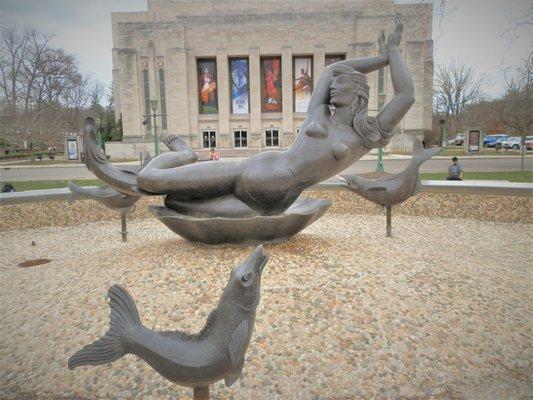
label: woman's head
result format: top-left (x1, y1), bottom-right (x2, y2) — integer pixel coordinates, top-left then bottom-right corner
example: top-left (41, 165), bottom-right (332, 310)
top-left (329, 64), bottom-right (369, 114)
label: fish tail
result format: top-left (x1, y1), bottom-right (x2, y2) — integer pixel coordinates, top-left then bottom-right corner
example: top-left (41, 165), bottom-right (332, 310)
top-left (68, 285), bottom-right (141, 369)
top-left (412, 139), bottom-right (440, 164)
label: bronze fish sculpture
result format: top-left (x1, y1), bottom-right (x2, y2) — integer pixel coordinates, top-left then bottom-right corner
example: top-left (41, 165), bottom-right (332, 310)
top-left (68, 245), bottom-right (269, 388)
top-left (342, 139), bottom-right (439, 206)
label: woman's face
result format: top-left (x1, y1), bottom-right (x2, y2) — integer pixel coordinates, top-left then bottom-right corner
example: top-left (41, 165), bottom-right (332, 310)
top-left (330, 75), bottom-right (357, 108)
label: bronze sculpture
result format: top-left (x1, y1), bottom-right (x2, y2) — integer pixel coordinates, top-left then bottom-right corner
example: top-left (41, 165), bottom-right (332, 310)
top-left (341, 139), bottom-right (440, 207)
top-left (79, 15), bottom-right (413, 244)
top-left (342, 138), bottom-right (440, 236)
top-left (69, 245), bottom-right (269, 396)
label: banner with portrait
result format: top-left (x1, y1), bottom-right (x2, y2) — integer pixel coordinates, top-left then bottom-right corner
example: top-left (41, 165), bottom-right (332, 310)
top-left (261, 57), bottom-right (282, 113)
top-left (66, 138), bottom-right (79, 160)
top-left (293, 57), bottom-right (313, 112)
top-left (230, 59), bottom-right (249, 114)
top-left (197, 59), bottom-right (218, 114)
top-left (325, 54), bottom-right (345, 66)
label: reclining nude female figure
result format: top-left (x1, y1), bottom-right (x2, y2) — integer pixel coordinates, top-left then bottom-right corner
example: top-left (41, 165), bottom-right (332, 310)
top-left (132, 16), bottom-right (413, 217)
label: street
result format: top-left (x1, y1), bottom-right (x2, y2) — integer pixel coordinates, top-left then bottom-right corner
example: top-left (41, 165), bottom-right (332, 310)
top-left (1, 156), bottom-right (531, 182)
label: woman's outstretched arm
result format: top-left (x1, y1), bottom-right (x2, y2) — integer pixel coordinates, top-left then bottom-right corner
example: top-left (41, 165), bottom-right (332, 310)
top-left (307, 29), bottom-right (390, 113)
top-left (332, 30), bottom-right (389, 74)
top-left (377, 16), bottom-right (415, 132)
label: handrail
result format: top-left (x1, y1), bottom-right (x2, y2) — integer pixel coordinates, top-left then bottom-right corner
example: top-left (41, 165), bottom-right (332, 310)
top-left (1, 179), bottom-right (532, 206)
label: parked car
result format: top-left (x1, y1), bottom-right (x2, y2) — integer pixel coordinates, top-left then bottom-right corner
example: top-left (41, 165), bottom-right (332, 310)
top-left (501, 136), bottom-right (522, 150)
top-left (524, 136), bottom-right (533, 150)
top-left (484, 134), bottom-right (508, 148)
top-left (446, 133), bottom-right (464, 146)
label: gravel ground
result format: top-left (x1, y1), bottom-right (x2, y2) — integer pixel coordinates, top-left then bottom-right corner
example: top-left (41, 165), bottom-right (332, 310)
top-left (0, 214), bottom-right (532, 399)
top-left (1, 191), bottom-right (531, 232)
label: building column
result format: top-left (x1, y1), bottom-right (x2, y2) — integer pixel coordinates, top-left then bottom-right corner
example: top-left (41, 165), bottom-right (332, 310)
top-left (281, 46), bottom-right (293, 148)
top-left (313, 45), bottom-right (325, 89)
top-left (216, 49), bottom-right (230, 149)
top-left (354, 42), bottom-right (376, 110)
top-left (112, 48), bottom-right (121, 121)
top-left (186, 48), bottom-right (199, 149)
top-left (249, 47), bottom-right (261, 149)
top-left (118, 49), bottom-right (142, 141)
top-left (166, 47), bottom-right (190, 139)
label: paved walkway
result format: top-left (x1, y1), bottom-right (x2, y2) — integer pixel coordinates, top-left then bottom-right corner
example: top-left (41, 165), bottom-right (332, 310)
top-left (1, 155), bottom-right (531, 181)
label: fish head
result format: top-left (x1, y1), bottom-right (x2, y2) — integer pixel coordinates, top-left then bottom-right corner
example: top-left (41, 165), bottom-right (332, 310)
top-left (225, 245), bottom-right (269, 312)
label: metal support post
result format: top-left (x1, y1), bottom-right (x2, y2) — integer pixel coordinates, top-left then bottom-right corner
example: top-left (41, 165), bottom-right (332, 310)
top-left (193, 386), bottom-right (209, 400)
top-left (120, 211), bottom-right (127, 242)
top-left (386, 205), bottom-right (392, 237)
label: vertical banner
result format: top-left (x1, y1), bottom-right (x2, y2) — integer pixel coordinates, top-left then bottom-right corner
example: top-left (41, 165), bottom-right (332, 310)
top-left (325, 54), bottom-right (345, 66)
top-left (261, 57), bottom-right (282, 112)
top-left (468, 129), bottom-right (480, 152)
top-left (230, 59), bottom-right (249, 114)
top-left (66, 138), bottom-right (79, 160)
top-left (293, 57), bottom-right (313, 112)
top-left (197, 59), bottom-right (218, 114)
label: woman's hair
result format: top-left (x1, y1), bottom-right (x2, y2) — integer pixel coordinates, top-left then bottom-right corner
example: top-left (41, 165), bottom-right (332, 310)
top-left (329, 64), bottom-right (369, 124)
top-left (330, 64), bottom-right (392, 148)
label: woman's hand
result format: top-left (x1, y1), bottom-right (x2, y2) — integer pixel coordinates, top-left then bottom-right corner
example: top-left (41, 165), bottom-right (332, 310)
top-left (378, 30), bottom-right (387, 58)
top-left (386, 14), bottom-right (404, 49)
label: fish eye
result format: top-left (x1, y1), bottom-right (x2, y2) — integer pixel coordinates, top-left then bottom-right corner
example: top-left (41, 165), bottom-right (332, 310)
top-left (241, 273), bottom-right (251, 283)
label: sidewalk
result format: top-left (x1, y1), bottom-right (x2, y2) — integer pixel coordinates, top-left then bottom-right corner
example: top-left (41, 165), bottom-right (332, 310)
top-left (2, 153), bottom-right (532, 169)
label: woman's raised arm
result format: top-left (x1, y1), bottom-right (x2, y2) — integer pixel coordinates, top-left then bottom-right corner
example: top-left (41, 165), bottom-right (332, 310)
top-left (377, 15), bottom-right (415, 132)
top-left (331, 30), bottom-right (389, 74)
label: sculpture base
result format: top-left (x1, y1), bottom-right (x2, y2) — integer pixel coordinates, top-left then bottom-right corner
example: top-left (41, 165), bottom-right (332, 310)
top-left (150, 197), bottom-right (331, 246)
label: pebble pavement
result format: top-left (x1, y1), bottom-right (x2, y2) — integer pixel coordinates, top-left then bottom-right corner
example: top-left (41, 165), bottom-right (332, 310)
top-left (0, 210), bottom-right (531, 399)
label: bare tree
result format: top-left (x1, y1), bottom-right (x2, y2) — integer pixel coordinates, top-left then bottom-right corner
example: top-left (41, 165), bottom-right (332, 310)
top-left (0, 26), bottom-right (106, 147)
top-left (433, 60), bottom-right (491, 136)
top-left (499, 54), bottom-right (533, 171)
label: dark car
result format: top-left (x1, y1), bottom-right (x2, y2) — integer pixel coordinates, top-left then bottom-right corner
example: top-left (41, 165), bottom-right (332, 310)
top-left (485, 134), bottom-right (508, 148)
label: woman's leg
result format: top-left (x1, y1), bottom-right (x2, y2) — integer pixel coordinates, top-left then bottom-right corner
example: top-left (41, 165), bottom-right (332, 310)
top-left (138, 159), bottom-right (241, 198)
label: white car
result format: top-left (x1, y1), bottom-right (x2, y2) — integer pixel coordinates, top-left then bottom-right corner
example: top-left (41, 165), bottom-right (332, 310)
top-left (501, 137), bottom-right (522, 150)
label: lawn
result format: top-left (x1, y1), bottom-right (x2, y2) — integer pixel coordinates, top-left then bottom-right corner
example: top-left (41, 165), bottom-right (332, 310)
top-left (1, 179), bottom-right (101, 191)
top-left (419, 171), bottom-right (533, 182)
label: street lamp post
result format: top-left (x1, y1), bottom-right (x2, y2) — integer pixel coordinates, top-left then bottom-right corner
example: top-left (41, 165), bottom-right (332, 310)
top-left (439, 117), bottom-right (446, 155)
top-left (375, 91), bottom-right (386, 173)
top-left (150, 96), bottom-right (159, 156)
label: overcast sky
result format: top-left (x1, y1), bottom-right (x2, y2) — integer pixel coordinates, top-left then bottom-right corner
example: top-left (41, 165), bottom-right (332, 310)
top-left (1, 0), bottom-right (531, 100)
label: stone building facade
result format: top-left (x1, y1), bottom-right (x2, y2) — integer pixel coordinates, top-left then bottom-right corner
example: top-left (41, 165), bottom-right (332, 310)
top-left (108, 0), bottom-right (433, 158)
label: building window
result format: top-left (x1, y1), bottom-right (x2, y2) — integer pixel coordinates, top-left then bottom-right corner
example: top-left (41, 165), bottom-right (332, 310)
top-left (260, 57), bottom-right (282, 112)
top-left (197, 59), bottom-right (218, 114)
top-left (230, 58), bottom-right (250, 114)
top-left (325, 54), bottom-right (346, 66)
top-left (265, 129), bottom-right (279, 147)
top-left (158, 69), bottom-right (167, 130)
top-left (234, 130), bottom-right (248, 147)
top-left (142, 69), bottom-right (151, 129)
top-left (202, 130), bottom-right (216, 148)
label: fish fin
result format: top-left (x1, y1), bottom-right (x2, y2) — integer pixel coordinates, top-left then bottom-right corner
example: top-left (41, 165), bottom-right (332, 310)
top-left (68, 285), bottom-right (141, 369)
top-left (225, 359), bottom-right (245, 387)
top-left (67, 181), bottom-right (79, 204)
top-left (412, 138), bottom-right (424, 154)
top-left (228, 320), bottom-right (249, 367)
top-left (413, 177), bottom-right (423, 195)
